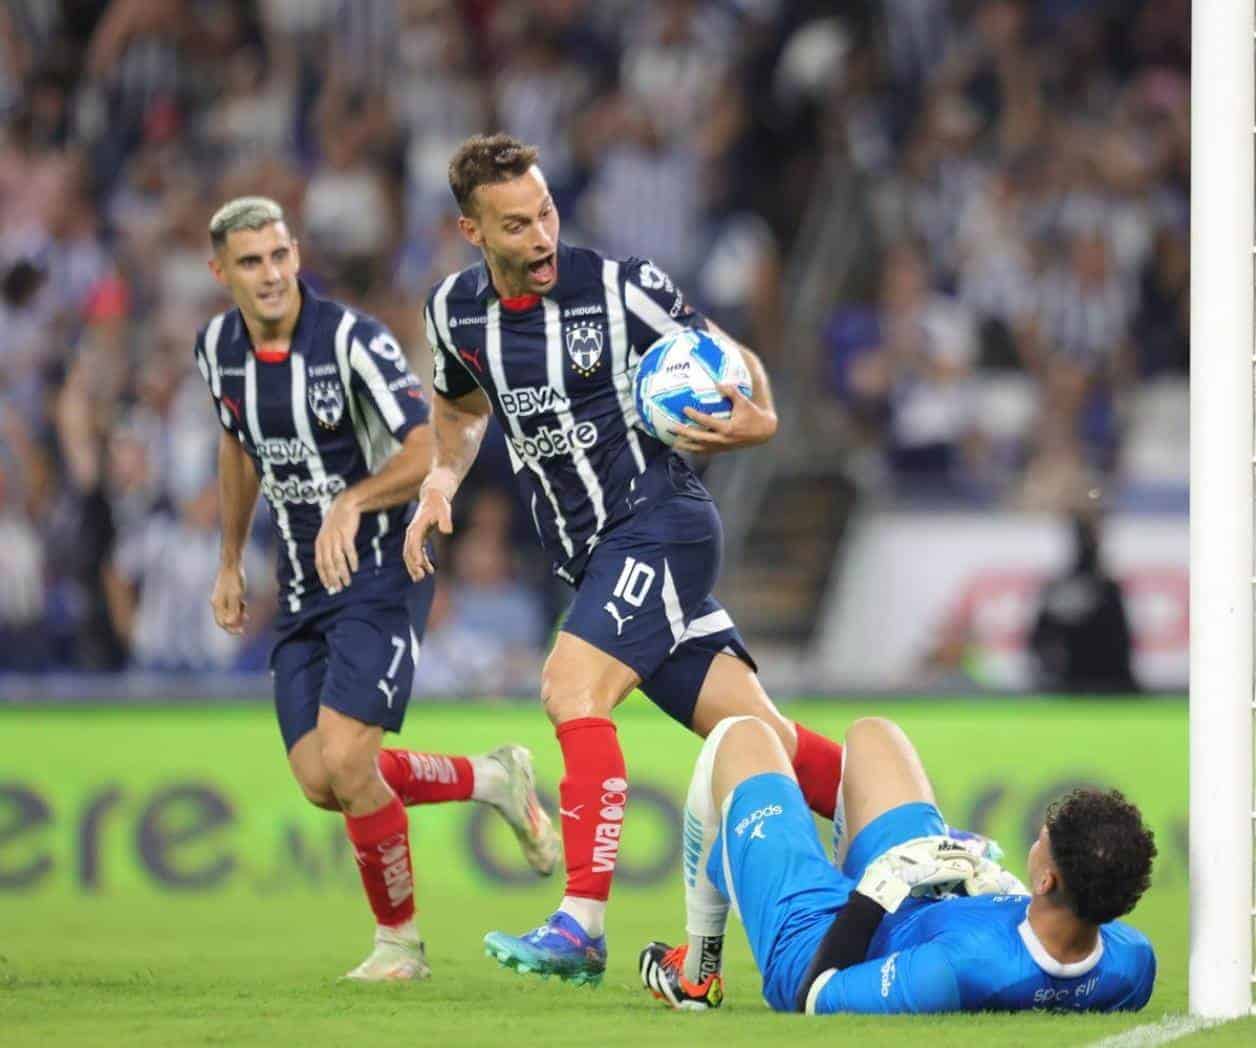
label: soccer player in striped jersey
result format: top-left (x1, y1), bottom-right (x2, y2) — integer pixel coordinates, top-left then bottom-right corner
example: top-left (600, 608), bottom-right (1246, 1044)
top-left (197, 197), bottom-right (559, 982)
top-left (640, 715), bottom-right (1155, 1015)
top-left (402, 134), bottom-right (847, 985)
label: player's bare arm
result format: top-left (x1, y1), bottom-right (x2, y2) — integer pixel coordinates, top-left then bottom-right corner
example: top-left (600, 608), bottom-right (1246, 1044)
top-left (674, 325), bottom-right (778, 455)
top-left (403, 387), bottom-right (492, 581)
top-left (211, 429), bottom-right (260, 635)
top-left (315, 424), bottom-right (435, 592)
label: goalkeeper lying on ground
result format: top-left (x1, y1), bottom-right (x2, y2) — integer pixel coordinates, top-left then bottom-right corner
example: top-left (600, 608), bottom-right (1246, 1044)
top-left (639, 716), bottom-right (1156, 1014)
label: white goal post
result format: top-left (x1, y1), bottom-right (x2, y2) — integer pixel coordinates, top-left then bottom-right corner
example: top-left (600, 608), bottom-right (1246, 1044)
top-left (1189, 0), bottom-right (1255, 1020)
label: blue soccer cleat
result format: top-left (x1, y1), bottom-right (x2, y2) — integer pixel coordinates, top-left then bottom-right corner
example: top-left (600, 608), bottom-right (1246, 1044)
top-left (484, 911), bottom-right (607, 986)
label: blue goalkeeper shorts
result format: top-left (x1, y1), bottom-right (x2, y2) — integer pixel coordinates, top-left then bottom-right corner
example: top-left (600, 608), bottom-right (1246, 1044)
top-left (706, 771), bottom-right (946, 1011)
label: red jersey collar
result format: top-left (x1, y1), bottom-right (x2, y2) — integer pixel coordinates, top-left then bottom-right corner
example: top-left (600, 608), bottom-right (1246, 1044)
top-left (254, 343), bottom-right (290, 363)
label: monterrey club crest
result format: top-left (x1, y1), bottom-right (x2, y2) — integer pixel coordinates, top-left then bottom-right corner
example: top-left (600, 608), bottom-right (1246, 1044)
top-left (308, 379), bottom-right (344, 429)
top-left (565, 322), bottom-right (605, 376)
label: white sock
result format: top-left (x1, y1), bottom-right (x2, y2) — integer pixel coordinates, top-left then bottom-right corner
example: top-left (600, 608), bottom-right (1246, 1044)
top-left (558, 896), bottom-right (606, 938)
top-left (377, 918), bottom-right (421, 945)
top-left (681, 721), bottom-right (739, 981)
top-left (685, 933), bottom-right (724, 983)
top-left (470, 753), bottom-right (508, 805)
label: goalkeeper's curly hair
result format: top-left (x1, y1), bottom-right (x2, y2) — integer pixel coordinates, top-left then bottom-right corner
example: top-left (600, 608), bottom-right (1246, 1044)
top-left (1045, 788), bottom-right (1156, 925)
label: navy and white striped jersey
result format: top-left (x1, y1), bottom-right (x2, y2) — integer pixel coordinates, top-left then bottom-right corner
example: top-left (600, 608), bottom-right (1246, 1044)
top-left (425, 242), bottom-right (707, 582)
top-left (194, 280), bottom-right (430, 618)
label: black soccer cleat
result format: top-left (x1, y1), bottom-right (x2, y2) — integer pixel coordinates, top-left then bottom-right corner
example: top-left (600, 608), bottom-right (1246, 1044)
top-left (638, 941), bottom-right (724, 1011)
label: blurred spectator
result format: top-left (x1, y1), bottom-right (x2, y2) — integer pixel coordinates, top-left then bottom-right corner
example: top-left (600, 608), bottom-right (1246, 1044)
top-left (1131, 226), bottom-right (1188, 377)
top-left (0, 450), bottom-right (47, 671)
top-left (411, 582), bottom-right (520, 696)
top-left (1029, 514), bottom-right (1137, 693)
top-left (106, 475), bottom-right (272, 670)
top-left (826, 244), bottom-right (979, 495)
top-left (204, 47), bottom-right (295, 167)
top-left (825, 0), bottom-right (1188, 511)
top-left (448, 508), bottom-right (547, 653)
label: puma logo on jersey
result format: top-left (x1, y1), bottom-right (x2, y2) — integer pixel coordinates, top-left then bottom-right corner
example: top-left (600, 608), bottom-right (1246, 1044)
top-left (604, 601), bottom-right (634, 636)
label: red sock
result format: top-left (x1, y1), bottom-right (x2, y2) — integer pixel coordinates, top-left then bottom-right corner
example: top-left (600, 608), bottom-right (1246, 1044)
top-left (344, 794), bottom-right (415, 927)
top-left (378, 749), bottom-right (474, 805)
top-left (555, 717), bottom-right (627, 901)
top-left (792, 723), bottom-right (844, 819)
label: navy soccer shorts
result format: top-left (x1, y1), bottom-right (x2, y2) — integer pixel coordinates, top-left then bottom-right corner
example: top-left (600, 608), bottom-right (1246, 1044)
top-left (270, 574), bottom-right (436, 752)
top-left (707, 771), bottom-right (947, 1011)
top-left (560, 485), bottom-right (755, 726)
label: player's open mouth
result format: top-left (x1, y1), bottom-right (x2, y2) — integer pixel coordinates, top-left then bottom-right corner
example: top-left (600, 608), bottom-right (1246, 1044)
top-left (528, 254), bottom-right (556, 285)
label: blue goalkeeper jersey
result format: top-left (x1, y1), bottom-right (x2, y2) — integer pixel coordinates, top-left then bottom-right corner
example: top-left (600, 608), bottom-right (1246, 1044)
top-left (424, 241), bottom-right (706, 584)
top-left (194, 280), bottom-right (430, 620)
top-left (810, 894), bottom-right (1156, 1015)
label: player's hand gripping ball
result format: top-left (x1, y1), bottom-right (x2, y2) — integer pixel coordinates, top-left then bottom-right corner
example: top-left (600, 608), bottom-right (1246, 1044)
top-left (633, 328), bottom-right (753, 447)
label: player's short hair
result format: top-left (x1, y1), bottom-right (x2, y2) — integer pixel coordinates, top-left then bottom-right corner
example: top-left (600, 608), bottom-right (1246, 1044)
top-left (448, 133), bottom-right (540, 216)
top-left (209, 196), bottom-right (286, 250)
top-left (1046, 788), bottom-right (1156, 924)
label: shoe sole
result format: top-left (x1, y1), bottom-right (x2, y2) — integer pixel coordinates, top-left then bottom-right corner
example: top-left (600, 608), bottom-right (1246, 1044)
top-left (340, 966), bottom-right (432, 982)
top-left (483, 937), bottom-right (604, 987)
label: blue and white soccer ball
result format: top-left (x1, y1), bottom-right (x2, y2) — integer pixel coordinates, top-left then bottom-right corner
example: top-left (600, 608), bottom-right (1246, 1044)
top-left (633, 329), bottom-right (753, 447)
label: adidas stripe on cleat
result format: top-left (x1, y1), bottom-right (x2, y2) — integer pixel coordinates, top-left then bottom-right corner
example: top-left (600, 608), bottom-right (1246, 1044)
top-left (639, 941), bottom-right (723, 1011)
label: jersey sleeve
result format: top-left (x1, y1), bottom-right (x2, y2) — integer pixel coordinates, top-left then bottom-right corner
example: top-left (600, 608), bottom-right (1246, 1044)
top-left (809, 943), bottom-right (963, 1015)
top-left (425, 295), bottom-right (479, 399)
top-left (347, 319), bottom-right (431, 442)
top-left (620, 258), bottom-right (708, 351)
top-left (192, 326), bottom-right (236, 436)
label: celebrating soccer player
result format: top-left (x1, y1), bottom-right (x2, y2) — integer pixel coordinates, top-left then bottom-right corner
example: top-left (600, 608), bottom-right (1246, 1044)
top-left (197, 197), bottom-right (559, 982)
top-left (402, 134), bottom-right (847, 985)
top-left (639, 715), bottom-right (1156, 1014)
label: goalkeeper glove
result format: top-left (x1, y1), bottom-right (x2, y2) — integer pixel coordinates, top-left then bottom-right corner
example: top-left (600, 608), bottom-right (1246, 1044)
top-left (856, 835), bottom-right (980, 914)
top-left (962, 857), bottom-right (1029, 898)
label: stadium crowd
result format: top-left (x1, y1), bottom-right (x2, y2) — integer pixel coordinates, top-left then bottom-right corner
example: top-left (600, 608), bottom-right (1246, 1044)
top-left (0, 0), bottom-right (1188, 676)
top-left (823, 0), bottom-right (1188, 508)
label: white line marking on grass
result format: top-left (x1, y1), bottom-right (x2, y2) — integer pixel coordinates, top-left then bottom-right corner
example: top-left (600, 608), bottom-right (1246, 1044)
top-left (1086, 1015), bottom-right (1225, 1048)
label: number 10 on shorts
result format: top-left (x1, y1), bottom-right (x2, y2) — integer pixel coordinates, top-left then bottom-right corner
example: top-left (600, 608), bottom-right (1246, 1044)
top-left (613, 556), bottom-right (655, 607)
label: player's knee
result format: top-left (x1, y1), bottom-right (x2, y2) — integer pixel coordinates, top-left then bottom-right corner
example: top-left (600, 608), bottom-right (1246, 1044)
top-left (288, 760), bottom-right (339, 810)
top-left (845, 716), bottom-right (905, 751)
top-left (702, 715), bottom-right (771, 761)
top-left (319, 737), bottom-right (377, 795)
top-left (540, 660), bottom-right (611, 724)
top-left (718, 715), bottom-right (782, 761)
top-left (297, 779), bottom-right (340, 811)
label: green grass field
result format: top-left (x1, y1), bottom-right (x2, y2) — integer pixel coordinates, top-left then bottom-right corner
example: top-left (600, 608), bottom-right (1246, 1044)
top-left (2, 699), bottom-right (1252, 1046)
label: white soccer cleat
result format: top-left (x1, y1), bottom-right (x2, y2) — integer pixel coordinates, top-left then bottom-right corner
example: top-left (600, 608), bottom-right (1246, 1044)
top-left (485, 744), bottom-right (561, 877)
top-left (341, 929), bottom-right (431, 982)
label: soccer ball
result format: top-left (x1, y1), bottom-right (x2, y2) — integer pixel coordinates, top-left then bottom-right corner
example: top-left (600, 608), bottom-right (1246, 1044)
top-left (633, 329), bottom-right (753, 447)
